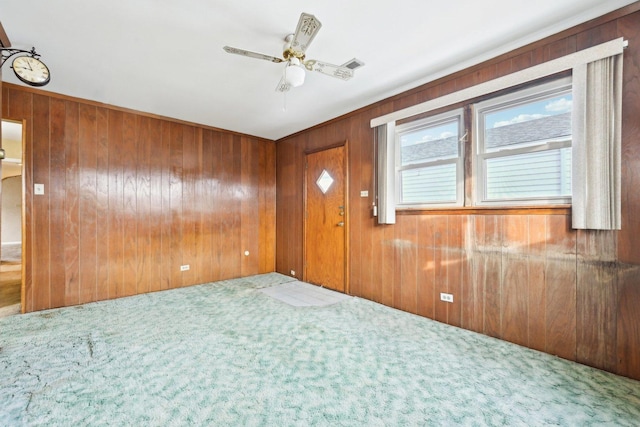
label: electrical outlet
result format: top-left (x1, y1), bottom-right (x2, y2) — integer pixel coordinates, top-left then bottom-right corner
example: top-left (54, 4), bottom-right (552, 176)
top-left (440, 292), bottom-right (454, 303)
top-left (290, 270), bottom-right (296, 277)
top-left (180, 265), bottom-right (190, 272)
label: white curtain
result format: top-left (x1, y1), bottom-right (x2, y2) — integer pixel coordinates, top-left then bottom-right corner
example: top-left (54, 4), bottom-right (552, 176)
top-left (572, 53), bottom-right (623, 230)
top-left (376, 123), bottom-right (396, 224)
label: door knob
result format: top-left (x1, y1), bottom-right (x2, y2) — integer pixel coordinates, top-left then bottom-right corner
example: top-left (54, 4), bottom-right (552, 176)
top-left (337, 221), bottom-right (345, 227)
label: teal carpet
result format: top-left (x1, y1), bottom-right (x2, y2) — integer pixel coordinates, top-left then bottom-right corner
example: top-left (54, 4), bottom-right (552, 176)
top-left (1, 273), bottom-right (639, 426)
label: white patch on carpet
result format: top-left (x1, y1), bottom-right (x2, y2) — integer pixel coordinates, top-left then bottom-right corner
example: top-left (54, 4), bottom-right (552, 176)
top-left (260, 281), bottom-right (351, 306)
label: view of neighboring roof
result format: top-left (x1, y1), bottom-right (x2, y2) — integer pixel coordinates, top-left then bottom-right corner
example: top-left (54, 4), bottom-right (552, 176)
top-left (485, 112), bottom-right (571, 148)
top-left (402, 112), bottom-right (571, 164)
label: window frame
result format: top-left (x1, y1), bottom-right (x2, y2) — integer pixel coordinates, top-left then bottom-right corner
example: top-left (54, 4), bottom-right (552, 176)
top-left (473, 77), bottom-right (573, 207)
top-left (394, 108), bottom-right (465, 209)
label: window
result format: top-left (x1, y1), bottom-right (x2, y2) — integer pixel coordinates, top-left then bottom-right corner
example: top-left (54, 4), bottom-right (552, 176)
top-left (375, 38), bottom-right (623, 223)
top-left (395, 109), bottom-right (464, 207)
top-left (475, 77), bottom-right (572, 205)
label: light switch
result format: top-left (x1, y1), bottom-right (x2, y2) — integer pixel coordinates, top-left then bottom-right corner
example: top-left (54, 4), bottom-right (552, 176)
top-left (34, 184), bottom-right (45, 195)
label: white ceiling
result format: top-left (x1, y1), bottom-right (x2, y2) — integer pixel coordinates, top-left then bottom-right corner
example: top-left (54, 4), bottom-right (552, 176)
top-left (1, 1), bottom-right (634, 140)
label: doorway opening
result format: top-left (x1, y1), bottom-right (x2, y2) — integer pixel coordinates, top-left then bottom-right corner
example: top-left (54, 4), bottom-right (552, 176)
top-left (0, 119), bottom-right (23, 317)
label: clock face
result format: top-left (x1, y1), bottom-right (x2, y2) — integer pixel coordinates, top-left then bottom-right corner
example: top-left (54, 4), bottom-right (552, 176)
top-left (12, 56), bottom-right (50, 87)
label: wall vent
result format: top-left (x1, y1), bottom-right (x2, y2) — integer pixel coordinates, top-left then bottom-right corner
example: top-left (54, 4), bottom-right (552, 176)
top-left (341, 58), bottom-right (365, 71)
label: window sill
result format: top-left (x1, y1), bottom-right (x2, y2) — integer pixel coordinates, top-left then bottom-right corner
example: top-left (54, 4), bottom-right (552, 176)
top-left (397, 205), bottom-right (571, 216)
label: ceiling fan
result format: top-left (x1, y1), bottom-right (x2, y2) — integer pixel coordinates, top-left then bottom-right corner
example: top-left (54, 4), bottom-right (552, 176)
top-left (223, 12), bottom-right (362, 92)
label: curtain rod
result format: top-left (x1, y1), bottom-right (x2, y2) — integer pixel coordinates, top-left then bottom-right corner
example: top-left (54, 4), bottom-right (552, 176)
top-left (370, 37), bottom-right (627, 128)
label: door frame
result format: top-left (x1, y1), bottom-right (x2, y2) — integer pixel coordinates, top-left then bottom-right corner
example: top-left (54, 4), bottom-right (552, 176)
top-left (0, 118), bottom-right (26, 314)
top-left (302, 141), bottom-right (349, 294)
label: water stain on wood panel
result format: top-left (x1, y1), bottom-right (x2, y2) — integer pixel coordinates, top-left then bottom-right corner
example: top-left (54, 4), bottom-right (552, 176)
top-left (433, 216), bottom-right (448, 323)
top-left (501, 254), bottom-right (529, 347)
top-left (417, 216), bottom-right (436, 319)
top-left (616, 264), bottom-right (640, 378)
top-left (576, 262), bottom-right (618, 372)
top-left (398, 215), bottom-right (418, 314)
top-left (527, 259), bottom-right (546, 352)
top-left (545, 258), bottom-right (577, 361)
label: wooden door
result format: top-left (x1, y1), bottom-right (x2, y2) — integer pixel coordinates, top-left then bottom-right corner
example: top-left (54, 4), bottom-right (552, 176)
top-left (304, 145), bottom-right (347, 292)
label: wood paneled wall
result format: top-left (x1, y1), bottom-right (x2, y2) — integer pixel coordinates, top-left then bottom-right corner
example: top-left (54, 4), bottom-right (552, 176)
top-left (276, 7), bottom-right (640, 380)
top-left (2, 84), bottom-right (276, 313)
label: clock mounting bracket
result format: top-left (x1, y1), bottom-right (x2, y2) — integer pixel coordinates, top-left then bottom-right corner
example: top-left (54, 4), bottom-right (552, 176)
top-left (0, 46), bottom-right (41, 68)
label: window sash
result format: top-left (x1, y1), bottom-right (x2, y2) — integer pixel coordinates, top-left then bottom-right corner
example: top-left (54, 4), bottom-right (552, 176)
top-left (395, 109), bottom-right (464, 207)
top-left (479, 147), bottom-right (572, 203)
top-left (474, 78), bottom-right (572, 206)
top-left (398, 160), bottom-right (460, 206)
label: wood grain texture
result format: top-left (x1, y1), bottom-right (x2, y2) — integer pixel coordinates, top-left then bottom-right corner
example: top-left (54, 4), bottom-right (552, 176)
top-left (3, 84), bottom-right (275, 314)
top-left (433, 216), bottom-right (448, 323)
top-left (398, 215), bottom-right (417, 314)
top-left (461, 216), bottom-right (482, 333)
top-left (446, 215), bottom-right (464, 327)
top-left (241, 137), bottom-right (259, 277)
top-left (63, 101), bottom-right (80, 307)
top-left (95, 107), bottom-right (110, 301)
top-left (618, 11), bottom-right (640, 264)
top-left (32, 95), bottom-right (51, 311)
top-left (159, 121), bottom-right (173, 290)
top-left (107, 110), bottom-right (124, 298)
top-left (135, 116), bottom-right (152, 295)
top-left (122, 113), bottom-right (138, 295)
top-left (181, 125), bottom-right (197, 287)
top-left (274, 9), bottom-right (640, 381)
top-left (49, 98), bottom-right (67, 308)
top-left (416, 216), bottom-right (435, 319)
top-left (78, 104), bottom-right (98, 304)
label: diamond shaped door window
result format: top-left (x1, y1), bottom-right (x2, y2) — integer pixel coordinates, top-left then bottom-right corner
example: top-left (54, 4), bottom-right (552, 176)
top-left (316, 169), bottom-right (334, 194)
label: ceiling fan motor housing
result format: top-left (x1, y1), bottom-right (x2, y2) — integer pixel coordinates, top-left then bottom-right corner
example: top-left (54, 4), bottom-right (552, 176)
top-left (283, 34), bottom-right (305, 61)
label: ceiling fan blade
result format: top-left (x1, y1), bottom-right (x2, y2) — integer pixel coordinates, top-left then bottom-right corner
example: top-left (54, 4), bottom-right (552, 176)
top-left (275, 76), bottom-right (291, 92)
top-left (223, 46), bottom-right (284, 63)
top-left (304, 60), bottom-right (354, 81)
top-left (290, 13), bottom-right (322, 54)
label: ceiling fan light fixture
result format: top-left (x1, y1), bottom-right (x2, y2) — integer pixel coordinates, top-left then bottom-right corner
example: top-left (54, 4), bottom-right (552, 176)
top-left (284, 63), bottom-right (305, 87)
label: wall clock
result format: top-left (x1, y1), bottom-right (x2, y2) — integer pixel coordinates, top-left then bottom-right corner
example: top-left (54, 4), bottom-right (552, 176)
top-left (1, 47), bottom-right (51, 87)
top-left (12, 55), bottom-right (50, 86)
